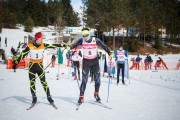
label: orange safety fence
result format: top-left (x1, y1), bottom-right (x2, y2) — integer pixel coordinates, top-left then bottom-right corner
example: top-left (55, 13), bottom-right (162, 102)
top-left (6, 58), bottom-right (29, 69)
top-left (129, 61), bottom-right (178, 70)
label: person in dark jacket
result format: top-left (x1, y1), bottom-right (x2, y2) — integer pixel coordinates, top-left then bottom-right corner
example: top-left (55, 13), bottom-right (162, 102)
top-left (135, 55), bottom-right (142, 70)
top-left (70, 28), bottom-right (112, 104)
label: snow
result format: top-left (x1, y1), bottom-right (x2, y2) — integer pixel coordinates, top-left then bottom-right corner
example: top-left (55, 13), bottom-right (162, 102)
top-left (0, 28), bottom-right (180, 120)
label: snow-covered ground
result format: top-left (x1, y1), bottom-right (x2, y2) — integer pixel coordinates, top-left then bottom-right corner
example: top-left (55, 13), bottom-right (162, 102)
top-left (0, 28), bottom-right (180, 120)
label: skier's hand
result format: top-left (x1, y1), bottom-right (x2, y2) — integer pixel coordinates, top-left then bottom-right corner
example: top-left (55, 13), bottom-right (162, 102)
top-left (109, 52), bottom-right (114, 58)
top-left (60, 44), bottom-right (66, 47)
top-left (66, 45), bottom-right (71, 50)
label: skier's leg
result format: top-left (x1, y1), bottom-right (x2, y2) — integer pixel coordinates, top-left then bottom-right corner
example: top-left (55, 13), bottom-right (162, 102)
top-left (117, 64), bottom-right (120, 84)
top-left (37, 63), bottom-right (54, 103)
top-left (77, 62), bottom-right (80, 80)
top-left (121, 64), bottom-right (125, 84)
top-left (91, 58), bottom-right (101, 101)
top-left (73, 63), bottom-right (77, 80)
top-left (91, 62), bottom-right (100, 93)
top-left (78, 59), bottom-right (90, 103)
top-left (28, 63), bottom-right (37, 103)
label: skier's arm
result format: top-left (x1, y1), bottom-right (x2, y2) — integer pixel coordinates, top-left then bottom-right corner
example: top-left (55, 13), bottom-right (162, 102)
top-left (125, 50), bottom-right (128, 59)
top-left (17, 46), bottom-right (30, 64)
top-left (70, 38), bottom-right (83, 49)
top-left (125, 50), bottom-right (128, 57)
top-left (79, 51), bottom-right (82, 57)
top-left (44, 43), bottom-right (66, 49)
top-left (114, 50), bottom-right (117, 60)
top-left (96, 38), bottom-right (110, 54)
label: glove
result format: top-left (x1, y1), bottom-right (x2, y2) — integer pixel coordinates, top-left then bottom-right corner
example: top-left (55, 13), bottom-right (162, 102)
top-left (109, 52), bottom-right (114, 58)
top-left (60, 44), bottom-right (65, 47)
top-left (66, 45), bottom-right (71, 50)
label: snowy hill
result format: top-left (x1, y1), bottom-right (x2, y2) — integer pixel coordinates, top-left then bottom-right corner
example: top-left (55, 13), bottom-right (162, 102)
top-left (0, 27), bottom-right (180, 120)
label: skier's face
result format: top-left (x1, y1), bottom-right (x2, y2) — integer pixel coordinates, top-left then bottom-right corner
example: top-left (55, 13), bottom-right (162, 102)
top-left (119, 46), bottom-right (123, 50)
top-left (83, 34), bottom-right (90, 41)
top-left (36, 38), bottom-right (43, 45)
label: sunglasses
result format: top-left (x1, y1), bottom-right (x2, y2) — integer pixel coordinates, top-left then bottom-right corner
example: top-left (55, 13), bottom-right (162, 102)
top-left (83, 34), bottom-right (89, 37)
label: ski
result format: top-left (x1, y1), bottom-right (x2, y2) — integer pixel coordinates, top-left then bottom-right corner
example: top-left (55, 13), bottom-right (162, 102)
top-left (26, 102), bottom-right (40, 110)
top-left (96, 100), bottom-right (101, 103)
top-left (117, 83), bottom-right (128, 86)
top-left (91, 101), bottom-right (112, 109)
top-left (50, 102), bottom-right (58, 109)
top-left (122, 83), bottom-right (128, 86)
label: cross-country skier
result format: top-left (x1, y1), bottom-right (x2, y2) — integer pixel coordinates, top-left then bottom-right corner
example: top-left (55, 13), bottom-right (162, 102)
top-left (14, 32), bottom-right (66, 105)
top-left (71, 50), bottom-right (81, 80)
top-left (51, 53), bottom-right (56, 67)
top-left (114, 45), bottom-right (128, 85)
top-left (70, 28), bottom-right (112, 104)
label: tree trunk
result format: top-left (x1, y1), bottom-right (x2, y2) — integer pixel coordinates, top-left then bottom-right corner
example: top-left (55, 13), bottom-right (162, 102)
top-left (113, 27), bottom-right (115, 50)
top-left (143, 15), bottom-right (146, 47)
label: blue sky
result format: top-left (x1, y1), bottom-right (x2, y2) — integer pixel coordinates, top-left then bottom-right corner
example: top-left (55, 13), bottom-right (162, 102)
top-left (45, 0), bottom-right (83, 13)
top-left (71, 0), bottom-right (83, 13)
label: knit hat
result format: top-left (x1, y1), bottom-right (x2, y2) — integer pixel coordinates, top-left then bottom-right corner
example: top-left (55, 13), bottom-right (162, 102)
top-left (82, 28), bottom-right (90, 35)
top-left (119, 45), bottom-right (123, 48)
top-left (35, 32), bottom-right (43, 40)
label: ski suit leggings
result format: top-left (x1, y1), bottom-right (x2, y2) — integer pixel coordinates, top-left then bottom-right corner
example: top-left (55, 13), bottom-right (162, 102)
top-left (117, 63), bottom-right (125, 83)
top-left (28, 62), bottom-right (51, 97)
top-left (73, 61), bottom-right (80, 76)
top-left (80, 57), bottom-right (100, 96)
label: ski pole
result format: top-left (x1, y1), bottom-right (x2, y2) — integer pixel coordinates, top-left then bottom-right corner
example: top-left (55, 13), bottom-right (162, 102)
top-left (71, 59), bottom-right (80, 89)
top-left (44, 48), bottom-right (66, 70)
top-left (107, 56), bottom-right (112, 103)
top-left (107, 73), bottom-right (111, 103)
top-left (34, 48), bottom-right (66, 80)
top-left (126, 59), bottom-right (130, 84)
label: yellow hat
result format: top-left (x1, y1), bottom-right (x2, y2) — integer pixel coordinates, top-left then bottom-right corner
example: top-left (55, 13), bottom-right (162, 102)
top-left (82, 28), bottom-right (90, 35)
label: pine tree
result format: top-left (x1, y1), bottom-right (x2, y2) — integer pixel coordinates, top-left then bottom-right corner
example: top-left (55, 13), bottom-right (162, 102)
top-left (24, 16), bottom-right (34, 32)
top-left (0, 1), bottom-right (2, 32)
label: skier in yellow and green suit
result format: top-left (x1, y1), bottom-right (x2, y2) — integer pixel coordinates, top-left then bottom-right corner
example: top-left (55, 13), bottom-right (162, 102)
top-left (14, 32), bottom-right (67, 104)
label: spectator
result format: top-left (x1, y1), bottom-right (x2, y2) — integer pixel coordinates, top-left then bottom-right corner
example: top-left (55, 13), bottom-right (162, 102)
top-left (51, 54), bottom-right (56, 67)
top-left (154, 57), bottom-right (168, 70)
top-left (175, 59), bottom-right (180, 70)
top-left (147, 54), bottom-right (153, 69)
top-left (5, 37), bottom-right (7, 47)
top-left (66, 50), bottom-right (71, 66)
top-left (135, 55), bottom-right (142, 70)
top-left (114, 45), bottom-right (128, 85)
top-left (71, 50), bottom-right (81, 80)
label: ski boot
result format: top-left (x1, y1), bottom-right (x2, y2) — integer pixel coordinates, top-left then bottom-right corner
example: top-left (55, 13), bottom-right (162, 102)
top-left (78, 75), bottom-right (80, 80)
top-left (122, 79), bottom-right (125, 85)
top-left (94, 91), bottom-right (101, 102)
top-left (77, 95), bottom-right (84, 104)
top-left (47, 96), bottom-right (54, 103)
top-left (117, 79), bottom-right (119, 86)
top-left (72, 72), bottom-right (74, 77)
top-left (32, 96), bottom-right (37, 104)
top-left (74, 75), bottom-right (77, 80)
